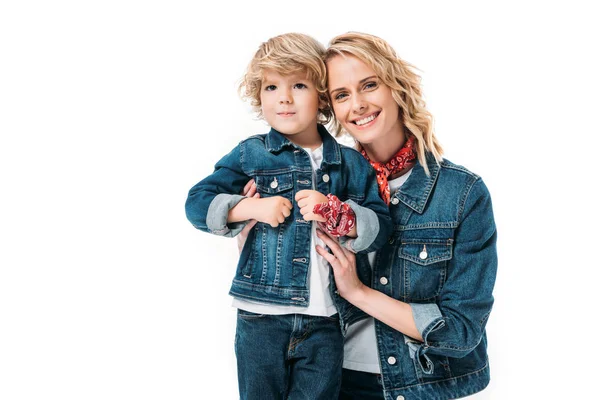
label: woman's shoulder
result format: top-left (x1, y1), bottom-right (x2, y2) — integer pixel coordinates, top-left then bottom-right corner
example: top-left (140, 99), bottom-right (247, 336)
top-left (436, 158), bottom-right (492, 203)
top-left (438, 158), bottom-right (481, 181)
top-left (433, 157), bottom-right (492, 196)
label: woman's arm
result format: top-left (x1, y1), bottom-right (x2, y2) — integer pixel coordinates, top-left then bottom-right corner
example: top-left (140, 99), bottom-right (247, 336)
top-left (316, 230), bottom-right (423, 341)
top-left (236, 180), bottom-right (259, 253)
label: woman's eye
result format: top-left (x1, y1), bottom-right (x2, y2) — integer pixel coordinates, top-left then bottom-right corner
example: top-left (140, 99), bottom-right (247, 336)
top-left (293, 83), bottom-right (307, 89)
top-left (334, 93), bottom-right (348, 101)
top-left (264, 85), bottom-right (276, 91)
top-left (364, 81), bottom-right (377, 90)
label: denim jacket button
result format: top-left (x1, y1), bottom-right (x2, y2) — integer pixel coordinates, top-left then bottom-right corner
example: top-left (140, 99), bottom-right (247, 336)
top-left (391, 197), bottom-right (399, 205)
top-left (396, 396), bottom-right (405, 400)
top-left (270, 178), bottom-right (278, 189)
top-left (379, 277), bottom-right (388, 285)
top-left (419, 245), bottom-right (428, 260)
top-left (387, 356), bottom-right (397, 365)
top-left (322, 174), bottom-right (330, 183)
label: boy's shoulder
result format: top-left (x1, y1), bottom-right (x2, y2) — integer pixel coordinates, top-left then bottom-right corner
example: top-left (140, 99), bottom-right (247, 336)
top-left (239, 133), bottom-right (268, 145)
top-left (337, 143), bottom-right (371, 167)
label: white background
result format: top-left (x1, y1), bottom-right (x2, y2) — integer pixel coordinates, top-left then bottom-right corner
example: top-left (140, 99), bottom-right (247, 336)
top-left (1, 1), bottom-right (598, 399)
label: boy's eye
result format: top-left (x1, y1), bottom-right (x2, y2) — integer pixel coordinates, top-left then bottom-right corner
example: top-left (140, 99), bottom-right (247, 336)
top-left (293, 83), bottom-right (308, 89)
top-left (264, 85), bottom-right (277, 91)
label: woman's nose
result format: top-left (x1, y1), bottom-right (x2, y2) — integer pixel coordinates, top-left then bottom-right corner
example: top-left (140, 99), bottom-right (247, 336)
top-left (351, 95), bottom-right (366, 113)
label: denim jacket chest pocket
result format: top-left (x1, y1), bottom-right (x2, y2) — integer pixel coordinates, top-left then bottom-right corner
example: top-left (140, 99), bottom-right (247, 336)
top-left (255, 172), bottom-right (294, 200)
top-left (398, 237), bottom-right (453, 301)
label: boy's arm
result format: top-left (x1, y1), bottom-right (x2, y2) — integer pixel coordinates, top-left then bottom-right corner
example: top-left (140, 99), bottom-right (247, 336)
top-left (185, 144), bottom-right (253, 237)
top-left (338, 157), bottom-right (392, 254)
top-left (228, 196), bottom-right (293, 228)
top-left (296, 189), bottom-right (358, 237)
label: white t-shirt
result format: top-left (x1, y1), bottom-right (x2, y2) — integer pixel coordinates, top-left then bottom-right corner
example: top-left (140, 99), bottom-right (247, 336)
top-left (342, 169), bottom-right (412, 373)
top-left (232, 144), bottom-right (337, 317)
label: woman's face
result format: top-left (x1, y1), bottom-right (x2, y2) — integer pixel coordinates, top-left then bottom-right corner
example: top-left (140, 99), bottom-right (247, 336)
top-left (326, 54), bottom-right (404, 147)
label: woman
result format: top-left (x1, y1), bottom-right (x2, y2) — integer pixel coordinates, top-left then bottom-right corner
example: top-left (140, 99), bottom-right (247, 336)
top-left (239, 32), bottom-right (497, 399)
top-left (316, 32), bottom-right (497, 399)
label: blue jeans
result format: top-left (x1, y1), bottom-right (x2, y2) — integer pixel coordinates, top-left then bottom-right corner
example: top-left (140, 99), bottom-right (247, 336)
top-left (339, 368), bottom-right (384, 400)
top-left (235, 310), bottom-right (343, 400)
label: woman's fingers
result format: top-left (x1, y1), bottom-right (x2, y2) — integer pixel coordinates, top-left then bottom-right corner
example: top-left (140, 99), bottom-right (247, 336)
top-left (242, 179), bottom-right (256, 196)
top-left (246, 219), bottom-right (258, 230)
top-left (316, 229), bottom-right (348, 263)
top-left (316, 244), bottom-right (337, 265)
top-left (236, 219), bottom-right (257, 253)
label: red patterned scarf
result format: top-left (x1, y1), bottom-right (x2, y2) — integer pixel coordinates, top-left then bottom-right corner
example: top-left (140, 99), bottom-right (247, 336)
top-left (359, 136), bottom-right (417, 204)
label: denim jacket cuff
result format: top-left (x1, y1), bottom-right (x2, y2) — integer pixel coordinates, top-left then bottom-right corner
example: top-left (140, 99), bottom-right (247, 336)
top-left (404, 303), bottom-right (446, 375)
top-left (338, 199), bottom-right (379, 253)
top-left (206, 193), bottom-right (248, 237)
top-left (410, 302), bottom-right (444, 339)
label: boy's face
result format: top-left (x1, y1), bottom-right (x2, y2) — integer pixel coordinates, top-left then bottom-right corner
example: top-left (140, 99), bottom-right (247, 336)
top-left (260, 70), bottom-right (321, 146)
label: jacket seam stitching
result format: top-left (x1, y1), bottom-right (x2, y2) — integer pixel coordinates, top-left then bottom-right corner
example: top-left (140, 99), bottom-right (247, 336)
top-left (456, 175), bottom-right (481, 222)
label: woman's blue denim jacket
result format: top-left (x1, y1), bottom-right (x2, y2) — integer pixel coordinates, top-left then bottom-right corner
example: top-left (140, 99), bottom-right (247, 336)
top-left (185, 125), bottom-right (392, 321)
top-left (348, 154), bottom-right (498, 400)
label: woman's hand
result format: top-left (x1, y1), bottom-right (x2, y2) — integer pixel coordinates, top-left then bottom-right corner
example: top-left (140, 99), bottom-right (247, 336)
top-left (237, 179), bottom-right (259, 253)
top-left (317, 229), bottom-right (423, 341)
top-left (315, 229), bottom-right (365, 303)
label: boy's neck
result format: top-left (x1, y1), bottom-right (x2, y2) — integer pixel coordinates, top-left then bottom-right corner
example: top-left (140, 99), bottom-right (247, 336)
top-left (281, 124), bottom-right (322, 150)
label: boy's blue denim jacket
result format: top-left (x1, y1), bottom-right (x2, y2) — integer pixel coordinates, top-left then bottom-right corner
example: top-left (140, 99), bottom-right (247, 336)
top-left (347, 154), bottom-right (498, 400)
top-left (185, 125), bottom-right (392, 322)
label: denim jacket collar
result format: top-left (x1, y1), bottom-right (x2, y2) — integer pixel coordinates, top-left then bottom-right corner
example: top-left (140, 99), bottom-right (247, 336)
top-left (394, 153), bottom-right (440, 214)
top-left (265, 124), bottom-right (342, 166)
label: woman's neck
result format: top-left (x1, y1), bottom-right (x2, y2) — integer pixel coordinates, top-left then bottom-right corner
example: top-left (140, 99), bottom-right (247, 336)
top-left (361, 126), bottom-right (407, 163)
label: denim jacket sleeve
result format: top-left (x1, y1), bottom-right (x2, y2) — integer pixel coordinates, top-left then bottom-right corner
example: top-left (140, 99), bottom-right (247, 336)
top-left (185, 143), bottom-right (251, 237)
top-left (406, 178), bottom-right (497, 370)
top-left (339, 157), bottom-right (392, 254)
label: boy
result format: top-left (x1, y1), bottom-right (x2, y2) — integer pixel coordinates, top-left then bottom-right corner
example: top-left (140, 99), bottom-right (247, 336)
top-left (185, 33), bottom-right (391, 399)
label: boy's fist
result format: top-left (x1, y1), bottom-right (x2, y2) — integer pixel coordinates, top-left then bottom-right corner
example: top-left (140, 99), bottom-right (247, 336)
top-left (295, 190), bottom-right (327, 222)
top-left (255, 196), bottom-right (293, 228)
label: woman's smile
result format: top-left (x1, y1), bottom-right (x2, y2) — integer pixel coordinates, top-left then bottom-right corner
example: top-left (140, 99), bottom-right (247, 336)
top-left (351, 111), bottom-right (380, 128)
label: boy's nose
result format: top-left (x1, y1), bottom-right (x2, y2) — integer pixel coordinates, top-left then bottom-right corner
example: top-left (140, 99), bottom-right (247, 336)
top-left (279, 90), bottom-right (292, 104)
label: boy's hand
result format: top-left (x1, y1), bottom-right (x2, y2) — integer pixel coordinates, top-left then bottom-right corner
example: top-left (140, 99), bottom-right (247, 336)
top-left (254, 196), bottom-right (293, 228)
top-left (295, 190), bottom-right (327, 222)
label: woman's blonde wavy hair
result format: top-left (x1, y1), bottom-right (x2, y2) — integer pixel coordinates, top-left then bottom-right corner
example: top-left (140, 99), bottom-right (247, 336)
top-left (325, 32), bottom-right (443, 175)
top-left (238, 33), bottom-right (332, 125)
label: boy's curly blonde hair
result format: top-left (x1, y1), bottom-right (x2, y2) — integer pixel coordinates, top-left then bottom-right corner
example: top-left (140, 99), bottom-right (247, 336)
top-left (325, 32), bottom-right (443, 175)
top-left (239, 33), bottom-right (332, 125)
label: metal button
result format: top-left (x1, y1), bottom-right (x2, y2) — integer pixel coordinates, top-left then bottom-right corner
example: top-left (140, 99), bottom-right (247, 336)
top-left (379, 277), bottom-right (388, 285)
top-left (322, 174), bottom-right (330, 183)
top-left (270, 178), bottom-right (278, 189)
top-left (391, 197), bottom-right (399, 205)
top-left (397, 396), bottom-right (405, 400)
top-left (387, 356), bottom-right (397, 365)
top-left (419, 245), bottom-right (428, 260)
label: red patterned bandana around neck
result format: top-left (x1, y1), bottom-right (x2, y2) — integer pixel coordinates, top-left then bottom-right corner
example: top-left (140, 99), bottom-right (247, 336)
top-left (359, 136), bottom-right (417, 205)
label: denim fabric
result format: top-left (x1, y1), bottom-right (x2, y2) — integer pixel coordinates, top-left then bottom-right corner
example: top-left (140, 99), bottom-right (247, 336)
top-left (235, 310), bottom-right (343, 400)
top-left (185, 125), bottom-right (391, 321)
top-left (339, 369), bottom-right (384, 400)
top-left (343, 154), bottom-right (497, 400)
